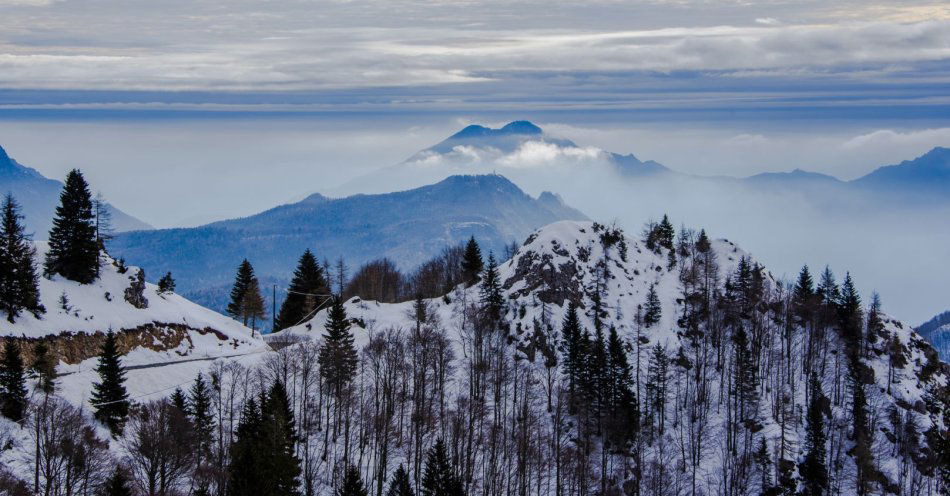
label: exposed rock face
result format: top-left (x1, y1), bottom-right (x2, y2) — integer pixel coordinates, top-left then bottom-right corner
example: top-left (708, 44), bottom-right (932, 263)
top-left (0, 323), bottom-right (238, 366)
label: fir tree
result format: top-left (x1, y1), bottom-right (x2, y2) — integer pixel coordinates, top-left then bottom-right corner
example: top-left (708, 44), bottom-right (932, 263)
top-left (44, 169), bottom-right (99, 284)
top-left (90, 332), bottom-right (130, 435)
top-left (0, 194), bottom-right (44, 322)
top-left (227, 259), bottom-right (256, 321)
top-left (800, 373), bottom-right (828, 496)
top-left (229, 398), bottom-right (264, 496)
top-left (643, 283), bottom-right (661, 328)
top-left (866, 292), bottom-right (884, 347)
top-left (421, 439), bottom-right (464, 496)
top-left (604, 326), bottom-right (638, 448)
top-left (338, 465), bottom-right (369, 496)
top-left (792, 265), bottom-right (815, 324)
top-left (241, 276), bottom-right (266, 332)
top-left (838, 273), bottom-right (863, 360)
top-left (102, 467), bottom-right (133, 496)
top-left (157, 272), bottom-right (176, 294)
top-left (387, 465), bottom-right (415, 496)
top-left (656, 214), bottom-right (675, 251)
top-left (817, 266), bottom-right (839, 307)
top-left (0, 340), bottom-right (27, 421)
top-left (275, 249), bottom-right (329, 331)
top-left (30, 341), bottom-right (56, 394)
top-left (460, 237), bottom-right (483, 285)
top-left (695, 229), bottom-right (711, 253)
top-left (319, 297), bottom-right (358, 399)
top-left (123, 268), bottom-right (148, 309)
top-left (479, 252), bottom-right (503, 322)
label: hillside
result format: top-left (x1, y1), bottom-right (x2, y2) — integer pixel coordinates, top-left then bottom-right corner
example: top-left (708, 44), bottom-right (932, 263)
top-left (109, 174), bottom-right (587, 313)
top-left (0, 144), bottom-right (151, 236)
top-left (919, 310), bottom-right (950, 360)
top-left (270, 220), bottom-right (949, 495)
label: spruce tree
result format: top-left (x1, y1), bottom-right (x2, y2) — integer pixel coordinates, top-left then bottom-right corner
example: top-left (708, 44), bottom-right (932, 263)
top-left (90, 332), bottom-right (130, 435)
top-left (605, 326), bottom-right (638, 447)
top-left (170, 387), bottom-right (187, 413)
top-left (44, 169), bottom-right (99, 284)
top-left (227, 259), bottom-right (256, 321)
top-left (157, 272), bottom-right (176, 294)
top-left (657, 215), bottom-right (675, 251)
top-left (838, 273), bottom-right (863, 360)
top-left (792, 265), bottom-right (815, 324)
top-left (102, 467), bottom-right (133, 496)
top-left (30, 341), bottom-right (56, 394)
top-left (643, 283), bottom-right (661, 328)
top-left (241, 276), bottom-right (266, 332)
top-left (262, 381), bottom-right (302, 496)
top-left (800, 373), bottom-right (828, 495)
top-left (479, 252), bottom-right (503, 322)
top-left (558, 302), bottom-right (586, 401)
top-left (189, 373), bottom-right (215, 460)
top-left (387, 465), bottom-right (415, 496)
top-left (817, 266), bottom-right (839, 307)
top-left (0, 340), bottom-right (27, 421)
top-left (338, 465), bottom-right (369, 496)
top-left (229, 398), bottom-right (264, 496)
top-left (0, 194), bottom-right (44, 322)
top-left (460, 237), bottom-right (483, 285)
top-left (319, 297), bottom-right (358, 399)
top-left (695, 229), bottom-right (711, 253)
top-left (275, 249), bottom-right (329, 331)
top-left (421, 439), bottom-right (464, 496)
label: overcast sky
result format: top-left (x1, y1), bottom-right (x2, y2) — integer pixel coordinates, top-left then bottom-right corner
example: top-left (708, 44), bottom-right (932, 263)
top-left (1, 0), bottom-right (948, 322)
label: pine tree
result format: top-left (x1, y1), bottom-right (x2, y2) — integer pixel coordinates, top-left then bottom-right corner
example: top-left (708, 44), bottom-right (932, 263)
top-left (800, 373), bottom-right (828, 496)
top-left (44, 169), bottom-right (99, 284)
top-left (90, 332), bottom-right (130, 435)
top-left (421, 439), bottom-right (464, 496)
top-left (338, 465), bottom-right (369, 496)
top-left (643, 283), bottom-right (661, 328)
top-left (102, 467), bottom-right (133, 496)
top-left (275, 249), bottom-right (329, 331)
top-left (387, 465), bottom-right (415, 496)
top-left (227, 259), bottom-right (256, 321)
top-left (0, 340), bottom-right (27, 421)
top-left (460, 237), bottom-right (483, 285)
top-left (30, 341), bottom-right (56, 394)
top-left (157, 271), bottom-right (176, 294)
top-left (479, 252), bottom-right (503, 322)
top-left (0, 194), bottom-right (44, 322)
top-left (319, 297), bottom-right (358, 399)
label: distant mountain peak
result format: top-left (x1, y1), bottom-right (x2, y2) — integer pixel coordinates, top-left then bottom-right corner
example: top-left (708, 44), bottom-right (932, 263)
top-left (448, 120), bottom-right (543, 140)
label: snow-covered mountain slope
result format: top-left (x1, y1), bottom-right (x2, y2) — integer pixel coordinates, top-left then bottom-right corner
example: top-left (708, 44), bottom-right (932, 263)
top-left (0, 243), bottom-right (268, 373)
top-left (270, 220), bottom-right (948, 493)
top-left (918, 310), bottom-right (950, 360)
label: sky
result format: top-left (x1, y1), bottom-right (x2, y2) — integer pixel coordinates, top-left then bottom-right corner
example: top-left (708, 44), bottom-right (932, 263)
top-left (0, 0), bottom-right (948, 321)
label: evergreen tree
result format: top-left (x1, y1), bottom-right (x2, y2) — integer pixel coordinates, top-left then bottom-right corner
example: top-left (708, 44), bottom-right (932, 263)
top-left (123, 268), bottom-right (148, 309)
top-left (275, 249), bottom-right (329, 331)
top-left (227, 259), bottom-right (256, 321)
top-left (656, 214), bottom-right (675, 251)
top-left (170, 387), bottom-right (187, 413)
top-left (460, 237), bottom-right (483, 285)
top-left (0, 340), bottom-right (27, 421)
top-left (792, 265), bottom-right (815, 324)
top-left (754, 438), bottom-right (776, 495)
top-left (241, 276), bottom-right (266, 331)
top-left (421, 439), bottom-right (464, 496)
top-left (44, 169), bottom-right (99, 284)
top-left (338, 465), bottom-right (369, 496)
top-left (319, 297), bottom-right (358, 399)
top-left (229, 398), bottom-right (264, 496)
top-left (838, 273), bottom-right (863, 360)
top-left (387, 465), bottom-right (415, 496)
top-left (695, 229), bottom-right (711, 253)
top-left (157, 271), bottom-right (176, 294)
top-left (643, 283), bottom-right (661, 328)
top-left (605, 326), bottom-right (638, 448)
top-left (102, 467), bottom-right (133, 496)
top-left (479, 252), bottom-right (503, 322)
top-left (817, 266), bottom-right (839, 307)
top-left (189, 373), bottom-right (215, 459)
top-left (733, 326), bottom-right (759, 426)
top-left (800, 373), bottom-right (828, 496)
top-left (0, 194), bottom-right (44, 322)
top-left (262, 381), bottom-right (302, 496)
top-left (558, 302), bottom-right (586, 401)
top-left (90, 332), bottom-right (130, 435)
top-left (30, 341), bottom-right (56, 394)
top-left (866, 292), bottom-right (884, 347)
